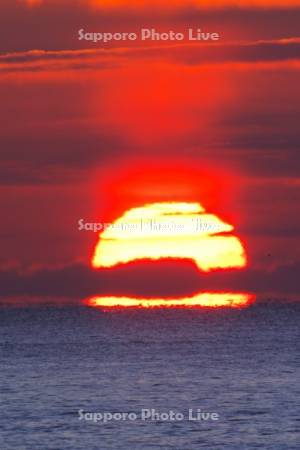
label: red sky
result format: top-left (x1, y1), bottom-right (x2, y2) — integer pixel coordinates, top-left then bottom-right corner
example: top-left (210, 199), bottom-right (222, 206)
top-left (0, 0), bottom-right (300, 303)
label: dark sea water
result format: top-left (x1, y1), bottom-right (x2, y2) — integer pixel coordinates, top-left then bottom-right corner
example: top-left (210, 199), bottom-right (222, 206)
top-left (0, 304), bottom-right (299, 450)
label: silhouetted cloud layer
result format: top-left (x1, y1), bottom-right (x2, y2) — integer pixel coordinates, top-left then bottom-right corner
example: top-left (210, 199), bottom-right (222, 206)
top-left (1, 260), bottom-right (300, 305)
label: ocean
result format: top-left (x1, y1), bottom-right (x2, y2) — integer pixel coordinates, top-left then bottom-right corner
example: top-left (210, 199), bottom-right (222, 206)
top-left (1, 303), bottom-right (299, 449)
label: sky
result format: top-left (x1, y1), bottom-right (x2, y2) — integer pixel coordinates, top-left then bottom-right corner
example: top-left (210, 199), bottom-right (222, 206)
top-left (0, 0), bottom-right (300, 305)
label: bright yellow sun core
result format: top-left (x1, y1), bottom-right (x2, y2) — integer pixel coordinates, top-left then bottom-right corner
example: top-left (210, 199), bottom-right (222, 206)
top-left (92, 202), bottom-right (247, 271)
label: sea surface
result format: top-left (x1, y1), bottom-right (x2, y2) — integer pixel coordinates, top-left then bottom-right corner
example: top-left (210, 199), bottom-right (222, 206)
top-left (0, 303), bottom-right (299, 450)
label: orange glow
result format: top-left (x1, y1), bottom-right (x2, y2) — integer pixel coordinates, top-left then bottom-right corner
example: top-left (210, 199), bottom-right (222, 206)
top-left (24, 0), bottom-right (300, 6)
top-left (88, 0), bottom-right (300, 7)
top-left (92, 202), bottom-right (247, 271)
top-left (95, 63), bottom-right (233, 146)
top-left (25, 0), bottom-right (41, 5)
top-left (87, 293), bottom-right (253, 309)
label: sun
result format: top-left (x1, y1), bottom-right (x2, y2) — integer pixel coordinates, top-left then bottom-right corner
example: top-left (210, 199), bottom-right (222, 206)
top-left (88, 200), bottom-right (252, 309)
top-left (87, 293), bottom-right (253, 309)
top-left (92, 201), bottom-right (247, 271)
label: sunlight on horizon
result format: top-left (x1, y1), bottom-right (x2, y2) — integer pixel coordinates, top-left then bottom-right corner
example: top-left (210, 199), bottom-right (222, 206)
top-left (87, 293), bottom-right (253, 309)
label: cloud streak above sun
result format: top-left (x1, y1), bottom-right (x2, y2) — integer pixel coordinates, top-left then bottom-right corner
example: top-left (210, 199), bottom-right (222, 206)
top-left (2, 39), bottom-right (300, 74)
top-left (23, 0), bottom-right (300, 8)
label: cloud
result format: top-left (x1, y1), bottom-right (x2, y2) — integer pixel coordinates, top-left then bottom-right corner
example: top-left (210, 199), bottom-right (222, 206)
top-left (19, 0), bottom-right (300, 10)
top-left (2, 1), bottom-right (300, 52)
top-left (1, 39), bottom-right (300, 74)
top-left (1, 39), bottom-right (300, 187)
top-left (1, 260), bottom-right (300, 305)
